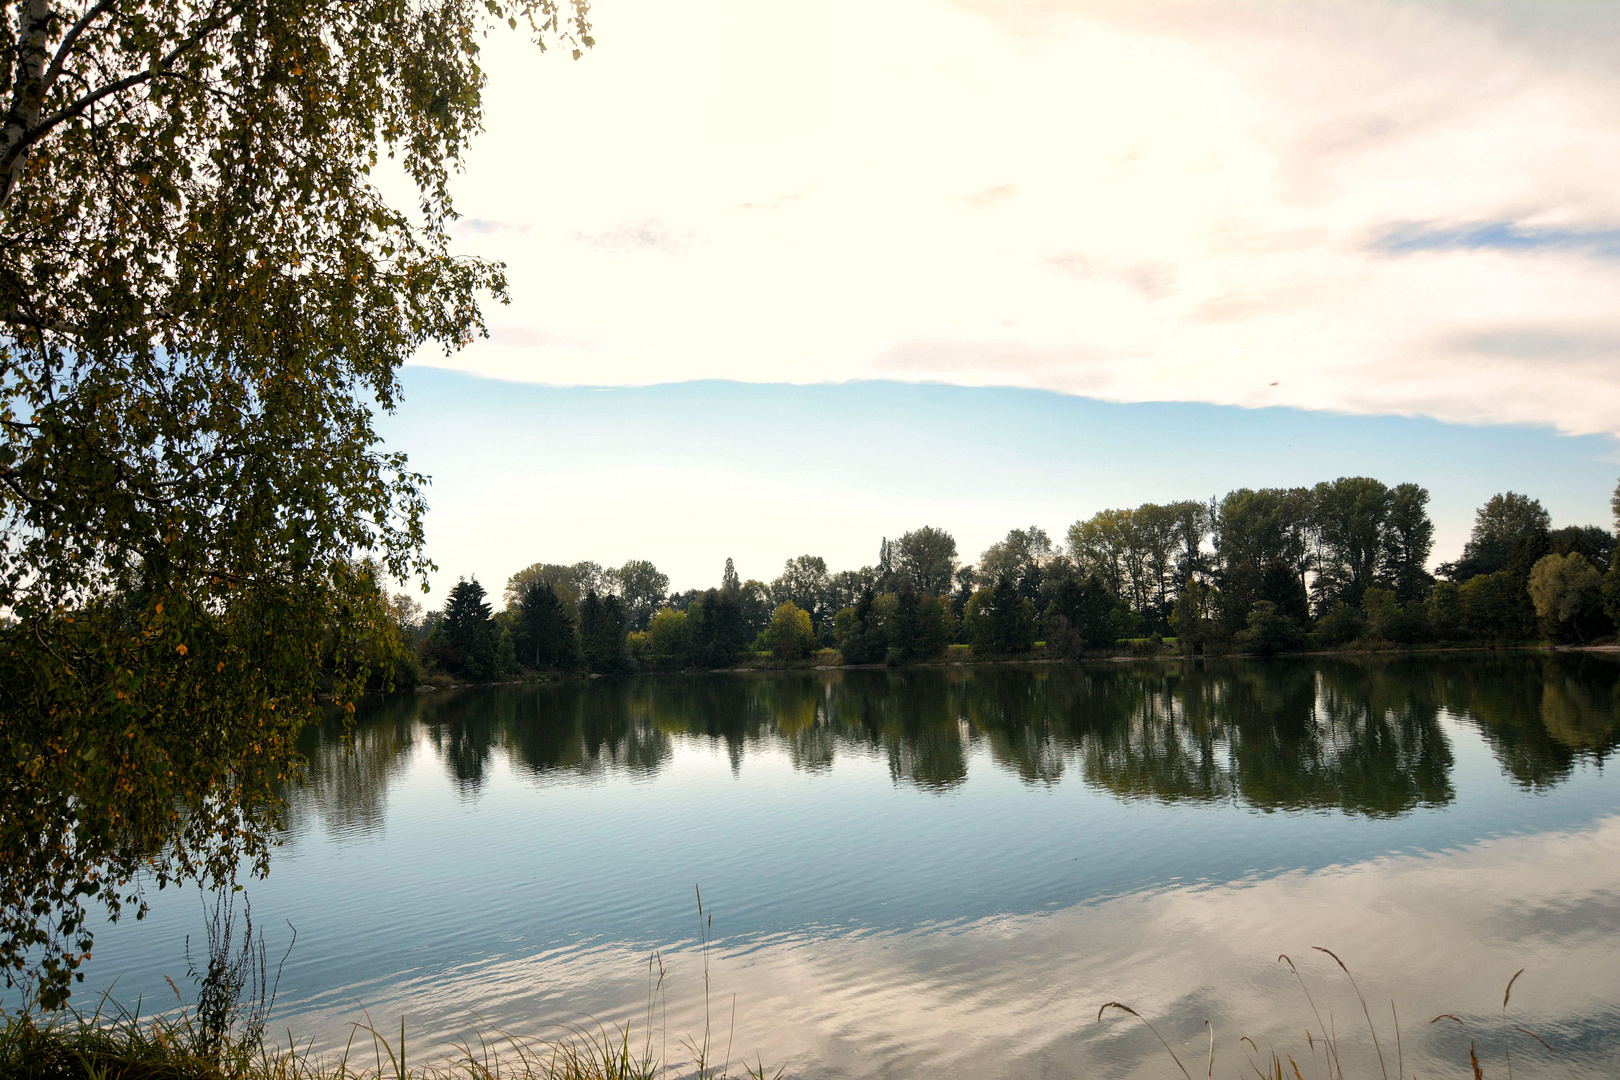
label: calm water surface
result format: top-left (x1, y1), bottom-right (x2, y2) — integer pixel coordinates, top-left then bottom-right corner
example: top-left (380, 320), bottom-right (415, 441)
top-left (49, 655), bottom-right (1620, 1077)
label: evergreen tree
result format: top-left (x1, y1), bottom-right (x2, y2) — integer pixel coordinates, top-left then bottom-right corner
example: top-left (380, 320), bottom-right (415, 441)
top-left (580, 591), bottom-right (630, 674)
top-left (514, 578), bottom-right (581, 671)
top-left (442, 578), bottom-right (496, 679)
top-left (1043, 566), bottom-right (1121, 650)
top-left (965, 576), bottom-right (1037, 655)
top-left (835, 588), bottom-right (888, 664)
top-left (691, 588), bottom-right (749, 667)
top-left (887, 584), bottom-right (922, 664)
top-left (914, 594), bottom-right (954, 660)
top-left (1045, 570), bottom-right (1119, 650)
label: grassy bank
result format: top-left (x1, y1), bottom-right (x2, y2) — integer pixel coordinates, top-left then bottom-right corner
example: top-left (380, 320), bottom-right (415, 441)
top-left (0, 1008), bottom-right (781, 1080)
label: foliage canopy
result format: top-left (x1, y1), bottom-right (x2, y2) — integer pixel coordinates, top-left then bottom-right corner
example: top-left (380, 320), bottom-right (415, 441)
top-left (0, 0), bottom-right (589, 1004)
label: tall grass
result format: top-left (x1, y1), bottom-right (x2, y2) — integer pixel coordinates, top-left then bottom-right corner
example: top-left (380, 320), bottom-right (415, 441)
top-left (0, 1004), bottom-right (781, 1080)
top-left (1098, 947), bottom-right (1580, 1080)
top-left (0, 887), bottom-right (781, 1080)
top-left (8, 908), bottom-right (1583, 1080)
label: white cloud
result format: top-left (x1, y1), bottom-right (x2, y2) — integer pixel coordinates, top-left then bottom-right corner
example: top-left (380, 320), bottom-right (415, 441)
top-left (426, 0), bottom-right (1620, 436)
top-left (569, 217), bottom-right (696, 255)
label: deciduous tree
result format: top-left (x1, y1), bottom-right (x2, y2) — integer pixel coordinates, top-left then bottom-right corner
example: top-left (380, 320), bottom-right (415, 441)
top-left (1440, 493), bottom-right (1551, 582)
top-left (892, 526), bottom-right (958, 597)
top-left (1383, 483), bottom-right (1436, 602)
top-left (0, 0), bottom-right (590, 1003)
top-left (614, 559), bottom-right (669, 632)
top-left (1528, 552), bottom-right (1606, 643)
top-left (770, 554), bottom-right (831, 624)
top-left (1311, 477), bottom-right (1392, 609)
top-left (764, 602), bottom-right (816, 661)
top-left (979, 527), bottom-right (1053, 604)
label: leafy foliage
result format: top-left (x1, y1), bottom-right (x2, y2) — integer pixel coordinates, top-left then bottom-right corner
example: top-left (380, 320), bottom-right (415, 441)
top-left (890, 526), bottom-right (957, 597)
top-left (1235, 600), bottom-right (1305, 655)
top-left (615, 559), bottom-right (670, 632)
top-left (883, 584), bottom-right (952, 664)
top-left (0, 0), bottom-right (589, 1004)
top-left (964, 576), bottom-right (1037, 656)
top-left (763, 602), bottom-right (816, 661)
top-left (1440, 492), bottom-right (1551, 582)
top-left (1528, 552), bottom-right (1606, 643)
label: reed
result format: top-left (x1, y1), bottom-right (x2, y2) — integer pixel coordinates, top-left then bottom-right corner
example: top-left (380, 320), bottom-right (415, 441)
top-left (1098, 948), bottom-right (1580, 1080)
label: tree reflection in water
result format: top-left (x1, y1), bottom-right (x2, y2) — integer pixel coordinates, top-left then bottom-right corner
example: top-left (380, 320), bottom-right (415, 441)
top-left (294, 654), bottom-right (1620, 836)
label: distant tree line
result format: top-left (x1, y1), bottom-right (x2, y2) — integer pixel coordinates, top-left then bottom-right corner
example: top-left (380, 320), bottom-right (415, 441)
top-left (389, 476), bottom-right (1620, 681)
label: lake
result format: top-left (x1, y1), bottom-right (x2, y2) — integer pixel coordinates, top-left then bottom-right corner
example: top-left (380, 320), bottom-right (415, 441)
top-left (41, 654), bottom-right (1620, 1078)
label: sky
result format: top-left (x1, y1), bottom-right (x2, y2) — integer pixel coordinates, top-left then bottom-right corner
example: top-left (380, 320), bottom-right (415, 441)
top-left (390, 0), bottom-right (1620, 599)
top-left (380, 370), bottom-right (1618, 598)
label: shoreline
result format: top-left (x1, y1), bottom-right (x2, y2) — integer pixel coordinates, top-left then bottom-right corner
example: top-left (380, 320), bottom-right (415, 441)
top-left (398, 640), bottom-right (1617, 695)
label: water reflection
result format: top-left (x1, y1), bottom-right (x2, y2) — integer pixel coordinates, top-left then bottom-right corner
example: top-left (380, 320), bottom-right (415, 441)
top-left (292, 653), bottom-right (1620, 837)
top-left (291, 699), bottom-right (417, 837)
top-left (1428, 654), bottom-right (1620, 789)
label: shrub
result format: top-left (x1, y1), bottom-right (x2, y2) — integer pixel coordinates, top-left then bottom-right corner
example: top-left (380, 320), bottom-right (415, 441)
top-left (1315, 602), bottom-right (1364, 647)
top-left (1235, 600), bottom-right (1304, 655)
top-left (1363, 587), bottom-right (1434, 644)
top-left (1428, 581), bottom-right (1464, 638)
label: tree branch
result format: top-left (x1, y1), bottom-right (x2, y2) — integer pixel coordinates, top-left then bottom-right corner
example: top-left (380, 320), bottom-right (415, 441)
top-left (2, 1), bottom-right (240, 208)
top-left (42, 0), bottom-right (119, 95)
